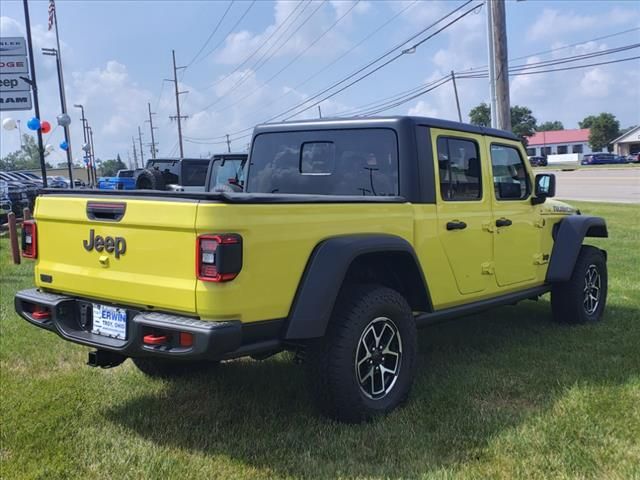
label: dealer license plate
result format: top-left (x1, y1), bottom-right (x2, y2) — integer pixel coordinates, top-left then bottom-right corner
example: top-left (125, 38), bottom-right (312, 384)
top-left (91, 304), bottom-right (127, 340)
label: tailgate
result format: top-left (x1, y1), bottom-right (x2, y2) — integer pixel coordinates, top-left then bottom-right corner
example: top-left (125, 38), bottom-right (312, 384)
top-left (34, 195), bottom-right (198, 314)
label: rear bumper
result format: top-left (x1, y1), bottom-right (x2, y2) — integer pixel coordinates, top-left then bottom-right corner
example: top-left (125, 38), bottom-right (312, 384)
top-left (15, 288), bottom-right (247, 361)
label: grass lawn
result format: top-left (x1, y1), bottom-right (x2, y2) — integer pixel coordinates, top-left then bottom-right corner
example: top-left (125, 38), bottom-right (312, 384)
top-left (1, 201), bottom-right (639, 479)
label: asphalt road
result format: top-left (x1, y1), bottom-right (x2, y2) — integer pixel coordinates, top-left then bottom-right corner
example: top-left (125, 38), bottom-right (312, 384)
top-left (546, 167), bottom-right (640, 204)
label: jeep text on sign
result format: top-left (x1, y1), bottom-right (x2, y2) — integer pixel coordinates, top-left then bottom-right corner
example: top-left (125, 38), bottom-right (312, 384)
top-left (0, 74), bottom-right (30, 92)
top-left (0, 91), bottom-right (33, 111)
top-left (0, 56), bottom-right (28, 74)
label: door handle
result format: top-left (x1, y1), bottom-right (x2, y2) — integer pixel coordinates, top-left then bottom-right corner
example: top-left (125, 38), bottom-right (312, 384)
top-left (446, 220), bottom-right (467, 231)
top-left (496, 218), bottom-right (513, 227)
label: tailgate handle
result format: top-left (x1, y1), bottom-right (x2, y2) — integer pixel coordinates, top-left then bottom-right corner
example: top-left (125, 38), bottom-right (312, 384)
top-left (87, 202), bottom-right (126, 222)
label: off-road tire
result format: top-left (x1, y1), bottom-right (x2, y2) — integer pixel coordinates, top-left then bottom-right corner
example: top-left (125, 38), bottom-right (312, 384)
top-left (132, 358), bottom-right (219, 378)
top-left (551, 245), bottom-right (607, 324)
top-left (135, 168), bottom-right (165, 190)
top-left (305, 284), bottom-right (417, 423)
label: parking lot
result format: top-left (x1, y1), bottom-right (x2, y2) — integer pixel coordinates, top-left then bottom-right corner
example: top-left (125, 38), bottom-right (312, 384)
top-left (548, 167), bottom-right (640, 204)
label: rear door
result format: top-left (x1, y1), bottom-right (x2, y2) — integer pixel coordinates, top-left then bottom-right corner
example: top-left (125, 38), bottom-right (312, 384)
top-left (431, 129), bottom-right (494, 295)
top-left (34, 195), bottom-right (198, 314)
top-left (487, 140), bottom-right (540, 287)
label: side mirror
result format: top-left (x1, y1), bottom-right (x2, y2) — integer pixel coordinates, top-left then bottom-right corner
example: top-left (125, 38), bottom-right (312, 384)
top-left (532, 173), bottom-right (556, 205)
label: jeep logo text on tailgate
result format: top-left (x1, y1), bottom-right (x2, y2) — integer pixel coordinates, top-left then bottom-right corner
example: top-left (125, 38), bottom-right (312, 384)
top-left (83, 229), bottom-right (126, 258)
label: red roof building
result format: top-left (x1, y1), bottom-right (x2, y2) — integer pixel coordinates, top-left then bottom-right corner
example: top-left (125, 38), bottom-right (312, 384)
top-left (525, 128), bottom-right (595, 157)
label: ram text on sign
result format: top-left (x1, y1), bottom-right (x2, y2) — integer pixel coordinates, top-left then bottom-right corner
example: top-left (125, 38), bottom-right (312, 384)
top-left (0, 90), bottom-right (33, 111)
top-left (0, 37), bottom-right (27, 56)
top-left (0, 56), bottom-right (28, 74)
top-left (0, 74), bottom-right (31, 92)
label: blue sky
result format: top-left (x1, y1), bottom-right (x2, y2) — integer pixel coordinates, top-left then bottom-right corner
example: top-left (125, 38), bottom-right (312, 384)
top-left (1, 0), bottom-right (639, 167)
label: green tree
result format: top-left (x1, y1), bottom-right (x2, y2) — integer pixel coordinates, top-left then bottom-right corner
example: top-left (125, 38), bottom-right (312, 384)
top-left (469, 102), bottom-right (491, 127)
top-left (468, 103), bottom-right (537, 144)
top-left (537, 120), bottom-right (564, 131)
top-left (510, 106), bottom-right (537, 144)
top-left (0, 134), bottom-right (53, 171)
top-left (580, 113), bottom-right (620, 152)
top-left (99, 155), bottom-right (127, 177)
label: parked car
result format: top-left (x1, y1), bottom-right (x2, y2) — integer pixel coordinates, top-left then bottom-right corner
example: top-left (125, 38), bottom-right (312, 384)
top-left (528, 155), bottom-right (547, 167)
top-left (0, 179), bottom-right (29, 216)
top-left (47, 176), bottom-right (70, 188)
top-left (0, 172), bottom-right (39, 210)
top-left (98, 169), bottom-right (141, 190)
top-left (627, 153), bottom-right (640, 163)
top-left (1, 180), bottom-right (12, 224)
top-left (581, 153), bottom-right (624, 165)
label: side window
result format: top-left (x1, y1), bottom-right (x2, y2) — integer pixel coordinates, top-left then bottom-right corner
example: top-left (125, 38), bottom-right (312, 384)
top-left (181, 161), bottom-right (210, 186)
top-left (436, 136), bottom-right (482, 201)
top-left (490, 144), bottom-right (530, 200)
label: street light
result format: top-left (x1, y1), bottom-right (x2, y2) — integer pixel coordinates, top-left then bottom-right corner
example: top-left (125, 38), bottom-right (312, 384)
top-left (73, 104), bottom-right (94, 186)
top-left (42, 47), bottom-right (74, 188)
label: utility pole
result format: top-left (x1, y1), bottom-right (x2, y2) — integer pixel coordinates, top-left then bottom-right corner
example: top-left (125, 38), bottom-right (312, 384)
top-left (318, 105), bottom-right (322, 118)
top-left (486, 0), bottom-right (497, 129)
top-left (138, 126), bottom-right (145, 165)
top-left (491, 0), bottom-right (511, 131)
top-left (132, 137), bottom-right (139, 169)
top-left (226, 134), bottom-right (231, 153)
top-left (451, 71), bottom-right (462, 123)
top-left (166, 50), bottom-right (188, 158)
top-left (88, 126), bottom-right (97, 180)
top-left (22, 0), bottom-right (47, 187)
top-left (146, 102), bottom-right (158, 158)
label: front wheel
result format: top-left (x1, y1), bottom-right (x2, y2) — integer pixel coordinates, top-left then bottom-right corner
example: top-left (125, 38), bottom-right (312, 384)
top-left (551, 245), bottom-right (608, 324)
top-left (305, 284), bottom-right (417, 423)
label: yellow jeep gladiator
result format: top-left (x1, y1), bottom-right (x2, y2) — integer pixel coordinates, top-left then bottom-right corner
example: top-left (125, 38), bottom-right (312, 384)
top-left (15, 117), bottom-right (608, 423)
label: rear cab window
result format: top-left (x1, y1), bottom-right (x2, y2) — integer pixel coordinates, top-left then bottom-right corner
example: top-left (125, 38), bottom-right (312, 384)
top-left (246, 129), bottom-right (399, 196)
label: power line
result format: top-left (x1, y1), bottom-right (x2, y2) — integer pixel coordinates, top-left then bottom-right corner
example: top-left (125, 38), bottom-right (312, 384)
top-left (203, 0), bottom-right (307, 91)
top-left (195, 0), bottom-right (257, 65)
top-left (200, 0), bottom-right (326, 112)
top-left (280, 0), bottom-right (483, 121)
top-left (203, 0), bottom-right (360, 116)
top-left (185, 1), bottom-right (235, 67)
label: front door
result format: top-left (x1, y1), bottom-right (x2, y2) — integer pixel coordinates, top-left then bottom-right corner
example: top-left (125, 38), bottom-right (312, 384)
top-left (432, 130), bottom-right (493, 295)
top-left (488, 141), bottom-right (540, 287)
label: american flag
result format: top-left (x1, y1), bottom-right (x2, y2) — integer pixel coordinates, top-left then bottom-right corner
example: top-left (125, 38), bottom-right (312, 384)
top-left (48, 0), bottom-right (56, 31)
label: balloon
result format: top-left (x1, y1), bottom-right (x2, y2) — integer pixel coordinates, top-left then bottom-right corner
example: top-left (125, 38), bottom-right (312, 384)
top-left (27, 117), bottom-right (41, 131)
top-left (60, 140), bottom-right (69, 151)
top-left (44, 144), bottom-right (54, 154)
top-left (82, 142), bottom-right (91, 152)
top-left (2, 118), bottom-right (17, 131)
top-left (56, 113), bottom-right (71, 127)
top-left (41, 121), bottom-right (51, 134)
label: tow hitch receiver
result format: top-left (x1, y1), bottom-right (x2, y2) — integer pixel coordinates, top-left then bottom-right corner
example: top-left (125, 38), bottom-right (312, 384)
top-left (87, 350), bottom-right (126, 369)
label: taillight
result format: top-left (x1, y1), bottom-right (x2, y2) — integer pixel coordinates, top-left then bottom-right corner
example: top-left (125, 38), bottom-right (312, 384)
top-left (21, 220), bottom-right (37, 258)
top-left (196, 234), bottom-right (242, 282)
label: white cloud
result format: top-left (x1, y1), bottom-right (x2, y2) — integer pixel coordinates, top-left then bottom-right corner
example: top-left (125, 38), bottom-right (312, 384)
top-left (528, 8), bottom-right (639, 42)
top-left (579, 67), bottom-right (613, 98)
top-left (407, 99), bottom-right (438, 117)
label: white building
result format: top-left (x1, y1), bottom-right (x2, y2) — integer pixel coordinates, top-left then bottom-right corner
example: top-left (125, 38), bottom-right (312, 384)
top-left (611, 126), bottom-right (640, 156)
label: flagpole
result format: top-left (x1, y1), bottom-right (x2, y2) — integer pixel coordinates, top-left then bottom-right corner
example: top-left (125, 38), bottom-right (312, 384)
top-left (50, 0), bottom-right (74, 188)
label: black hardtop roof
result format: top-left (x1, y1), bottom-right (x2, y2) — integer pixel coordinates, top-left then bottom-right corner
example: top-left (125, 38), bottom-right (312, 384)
top-left (252, 116), bottom-right (520, 142)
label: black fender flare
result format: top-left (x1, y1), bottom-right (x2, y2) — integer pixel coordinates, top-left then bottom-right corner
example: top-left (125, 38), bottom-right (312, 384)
top-left (546, 215), bottom-right (607, 283)
top-left (284, 234), bottom-right (430, 340)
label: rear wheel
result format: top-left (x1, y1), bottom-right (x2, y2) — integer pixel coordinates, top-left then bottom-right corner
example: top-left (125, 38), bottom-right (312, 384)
top-left (132, 358), bottom-right (219, 378)
top-left (305, 284), bottom-right (417, 423)
top-left (551, 245), bottom-right (607, 324)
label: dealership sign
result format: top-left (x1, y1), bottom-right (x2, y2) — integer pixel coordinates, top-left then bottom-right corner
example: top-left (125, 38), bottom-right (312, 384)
top-left (0, 56), bottom-right (28, 74)
top-left (0, 37), bottom-right (31, 111)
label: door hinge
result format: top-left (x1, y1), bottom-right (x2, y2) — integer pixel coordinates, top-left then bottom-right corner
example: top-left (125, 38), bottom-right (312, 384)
top-left (481, 262), bottom-right (495, 275)
top-left (482, 222), bottom-right (496, 233)
top-left (535, 218), bottom-right (546, 228)
top-left (533, 253), bottom-right (550, 265)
